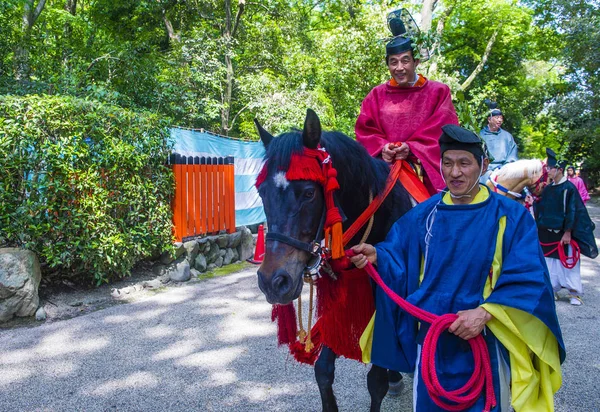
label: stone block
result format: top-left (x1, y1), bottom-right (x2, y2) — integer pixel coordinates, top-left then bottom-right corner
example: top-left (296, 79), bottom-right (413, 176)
top-left (0, 248), bottom-right (42, 323)
top-left (167, 257), bottom-right (191, 282)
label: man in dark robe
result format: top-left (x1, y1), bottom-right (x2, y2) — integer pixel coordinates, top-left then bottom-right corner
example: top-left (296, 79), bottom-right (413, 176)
top-left (534, 148), bottom-right (598, 306)
top-left (351, 125), bottom-right (565, 411)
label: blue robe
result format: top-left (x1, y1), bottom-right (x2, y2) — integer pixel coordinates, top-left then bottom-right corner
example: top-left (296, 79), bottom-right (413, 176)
top-left (479, 127), bottom-right (518, 183)
top-left (370, 187), bottom-right (565, 411)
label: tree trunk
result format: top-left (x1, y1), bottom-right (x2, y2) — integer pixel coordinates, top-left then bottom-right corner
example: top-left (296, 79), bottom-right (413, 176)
top-left (220, 0), bottom-right (246, 135)
top-left (163, 9), bottom-right (181, 44)
top-left (459, 23), bottom-right (502, 91)
top-left (15, 0), bottom-right (47, 81)
top-left (63, 0), bottom-right (77, 68)
top-left (426, 2), bottom-right (454, 75)
top-left (420, 0), bottom-right (438, 32)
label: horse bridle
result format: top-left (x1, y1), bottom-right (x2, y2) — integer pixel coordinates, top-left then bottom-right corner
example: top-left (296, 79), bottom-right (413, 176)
top-left (530, 162), bottom-right (548, 194)
top-left (265, 207), bottom-right (330, 280)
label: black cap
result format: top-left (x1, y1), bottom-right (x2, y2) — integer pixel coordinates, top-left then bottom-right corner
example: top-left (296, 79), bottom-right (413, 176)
top-left (439, 124), bottom-right (486, 159)
top-left (484, 99), bottom-right (503, 118)
top-left (386, 36), bottom-right (413, 56)
top-left (546, 148), bottom-right (567, 169)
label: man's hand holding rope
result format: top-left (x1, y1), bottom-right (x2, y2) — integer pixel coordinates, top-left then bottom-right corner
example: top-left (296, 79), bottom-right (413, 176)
top-left (350, 243), bottom-right (493, 341)
top-left (349, 243), bottom-right (377, 269)
top-left (448, 307), bottom-right (492, 341)
top-left (382, 142), bottom-right (410, 163)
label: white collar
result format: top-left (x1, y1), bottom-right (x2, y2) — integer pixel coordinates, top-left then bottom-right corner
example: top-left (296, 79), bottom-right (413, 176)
top-left (552, 176), bottom-right (568, 185)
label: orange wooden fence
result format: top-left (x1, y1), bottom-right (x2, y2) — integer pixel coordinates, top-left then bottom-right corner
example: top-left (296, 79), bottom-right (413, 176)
top-left (171, 154), bottom-right (236, 242)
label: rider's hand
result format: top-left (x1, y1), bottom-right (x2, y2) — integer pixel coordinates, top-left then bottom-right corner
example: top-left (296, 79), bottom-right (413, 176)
top-left (382, 143), bottom-right (410, 163)
top-left (349, 243), bottom-right (377, 269)
top-left (448, 307), bottom-right (492, 340)
top-left (560, 230), bottom-right (572, 245)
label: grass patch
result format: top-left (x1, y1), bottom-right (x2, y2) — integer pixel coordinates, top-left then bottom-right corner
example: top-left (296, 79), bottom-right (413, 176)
top-left (197, 261), bottom-right (255, 280)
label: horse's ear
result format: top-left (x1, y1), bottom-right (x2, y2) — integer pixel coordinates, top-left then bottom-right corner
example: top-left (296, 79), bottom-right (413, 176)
top-left (254, 118), bottom-right (274, 147)
top-left (302, 109), bottom-right (321, 149)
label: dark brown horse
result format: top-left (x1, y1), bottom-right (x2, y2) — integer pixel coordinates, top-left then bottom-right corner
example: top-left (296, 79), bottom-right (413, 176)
top-left (255, 109), bottom-right (414, 412)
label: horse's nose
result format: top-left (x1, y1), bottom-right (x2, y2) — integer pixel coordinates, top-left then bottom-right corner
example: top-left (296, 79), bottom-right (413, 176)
top-left (271, 268), bottom-right (293, 297)
top-left (257, 268), bottom-right (294, 303)
top-left (257, 269), bottom-right (268, 294)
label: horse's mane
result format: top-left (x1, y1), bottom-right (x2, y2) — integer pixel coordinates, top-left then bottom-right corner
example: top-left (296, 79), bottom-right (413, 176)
top-left (494, 159), bottom-right (542, 180)
top-left (264, 130), bottom-right (388, 197)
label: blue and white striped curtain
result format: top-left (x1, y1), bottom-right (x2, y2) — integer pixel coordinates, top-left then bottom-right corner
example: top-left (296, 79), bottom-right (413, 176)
top-left (170, 128), bottom-right (266, 227)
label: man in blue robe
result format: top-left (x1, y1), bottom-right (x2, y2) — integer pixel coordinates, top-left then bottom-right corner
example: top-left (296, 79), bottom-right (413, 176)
top-left (351, 124), bottom-right (565, 411)
top-left (479, 106), bottom-right (518, 183)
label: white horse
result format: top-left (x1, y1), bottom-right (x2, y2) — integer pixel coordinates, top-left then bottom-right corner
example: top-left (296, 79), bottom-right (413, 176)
top-left (486, 159), bottom-right (549, 199)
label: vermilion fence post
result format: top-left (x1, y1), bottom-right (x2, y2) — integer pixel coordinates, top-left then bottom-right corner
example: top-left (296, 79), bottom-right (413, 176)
top-left (186, 156), bottom-right (195, 238)
top-left (200, 157), bottom-right (208, 235)
top-left (225, 156), bottom-right (236, 233)
top-left (223, 157), bottom-right (231, 232)
top-left (171, 154), bottom-right (184, 242)
top-left (178, 156), bottom-right (187, 239)
top-left (193, 156), bottom-right (202, 237)
top-left (206, 157), bottom-right (214, 234)
top-left (211, 157), bottom-right (219, 232)
top-left (217, 157), bottom-right (226, 232)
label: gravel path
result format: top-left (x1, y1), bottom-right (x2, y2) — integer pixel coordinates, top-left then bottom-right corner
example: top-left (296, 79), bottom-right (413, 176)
top-left (1, 202), bottom-right (599, 412)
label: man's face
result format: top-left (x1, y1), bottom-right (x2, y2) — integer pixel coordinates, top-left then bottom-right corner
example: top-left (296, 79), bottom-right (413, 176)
top-left (548, 166), bottom-right (563, 182)
top-left (442, 150), bottom-right (488, 202)
top-left (488, 115), bottom-right (503, 131)
top-left (567, 168), bottom-right (575, 177)
top-left (387, 51), bottom-right (419, 87)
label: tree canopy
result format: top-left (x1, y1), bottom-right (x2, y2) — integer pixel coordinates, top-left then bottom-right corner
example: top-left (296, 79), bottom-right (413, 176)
top-left (0, 0), bottom-right (598, 183)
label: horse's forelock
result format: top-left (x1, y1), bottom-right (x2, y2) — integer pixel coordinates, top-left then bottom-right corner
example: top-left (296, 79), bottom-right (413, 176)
top-left (264, 131), bottom-right (304, 173)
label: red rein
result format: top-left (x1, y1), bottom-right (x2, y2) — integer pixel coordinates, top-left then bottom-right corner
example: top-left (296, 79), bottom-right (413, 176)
top-left (345, 250), bottom-right (497, 412)
top-left (540, 239), bottom-right (580, 269)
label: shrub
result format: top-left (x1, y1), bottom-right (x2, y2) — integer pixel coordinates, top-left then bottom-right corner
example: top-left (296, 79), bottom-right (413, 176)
top-left (0, 94), bottom-right (174, 284)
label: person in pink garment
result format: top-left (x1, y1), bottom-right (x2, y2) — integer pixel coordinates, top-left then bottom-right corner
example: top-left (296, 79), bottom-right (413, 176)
top-left (567, 166), bottom-right (591, 204)
top-left (355, 33), bottom-right (459, 195)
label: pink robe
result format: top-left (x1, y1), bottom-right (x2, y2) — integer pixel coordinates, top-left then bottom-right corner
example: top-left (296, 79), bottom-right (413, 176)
top-left (355, 78), bottom-right (459, 193)
top-left (568, 176), bottom-right (590, 204)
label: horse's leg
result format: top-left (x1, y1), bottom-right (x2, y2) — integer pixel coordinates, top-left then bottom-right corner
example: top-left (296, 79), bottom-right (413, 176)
top-left (367, 364), bottom-right (389, 412)
top-left (314, 345), bottom-right (338, 412)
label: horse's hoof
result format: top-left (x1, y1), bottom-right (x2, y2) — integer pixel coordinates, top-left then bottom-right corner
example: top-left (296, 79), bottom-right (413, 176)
top-left (387, 379), bottom-right (405, 397)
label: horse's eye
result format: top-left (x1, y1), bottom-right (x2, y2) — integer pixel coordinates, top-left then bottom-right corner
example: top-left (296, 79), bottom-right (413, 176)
top-left (305, 189), bottom-right (315, 199)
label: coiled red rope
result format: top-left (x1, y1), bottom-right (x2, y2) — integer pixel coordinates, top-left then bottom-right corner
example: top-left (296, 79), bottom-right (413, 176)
top-left (540, 239), bottom-right (580, 269)
top-left (345, 250), bottom-right (497, 412)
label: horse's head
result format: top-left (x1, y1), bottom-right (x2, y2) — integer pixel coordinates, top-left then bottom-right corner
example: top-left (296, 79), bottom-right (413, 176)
top-left (529, 160), bottom-right (550, 197)
top-left (255, 109), bottom-right (327, 304)
top-left (486, 159), bottom-right (550, 198)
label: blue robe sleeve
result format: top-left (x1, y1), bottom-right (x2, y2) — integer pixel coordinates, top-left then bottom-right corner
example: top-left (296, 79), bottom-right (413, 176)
top-left (483, 206), bottom-right (566, 361)
top-left (505, 132), bottom-right (518, 163)
top-left (370, 210), bottom-right (421, 372)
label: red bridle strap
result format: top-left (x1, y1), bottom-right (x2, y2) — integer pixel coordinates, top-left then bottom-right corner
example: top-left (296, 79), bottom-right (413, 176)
top-left (342, 160), bottom-right (429, 246)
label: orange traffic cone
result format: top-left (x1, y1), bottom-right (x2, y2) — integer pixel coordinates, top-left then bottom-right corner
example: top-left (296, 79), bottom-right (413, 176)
top-left (248, 224), bottom-right (265, 264)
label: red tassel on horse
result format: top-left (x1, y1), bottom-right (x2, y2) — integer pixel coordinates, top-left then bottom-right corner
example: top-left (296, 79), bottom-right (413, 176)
top-left (289, 321), bottom-right (323, 365)
top-left (271, 303), bottom-right (297, 346)
top-left (316, 262), bottom-right (375, 362)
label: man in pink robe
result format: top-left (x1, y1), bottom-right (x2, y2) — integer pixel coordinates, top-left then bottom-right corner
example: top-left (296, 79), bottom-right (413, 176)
top-left (355, 35), bottom-right (459, 194)
top-left (567, 166), bottom-right (591, 204)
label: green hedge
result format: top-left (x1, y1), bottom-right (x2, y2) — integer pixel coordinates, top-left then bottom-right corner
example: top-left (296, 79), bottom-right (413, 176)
top-left (0, 95), bottom-right (174, 284)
